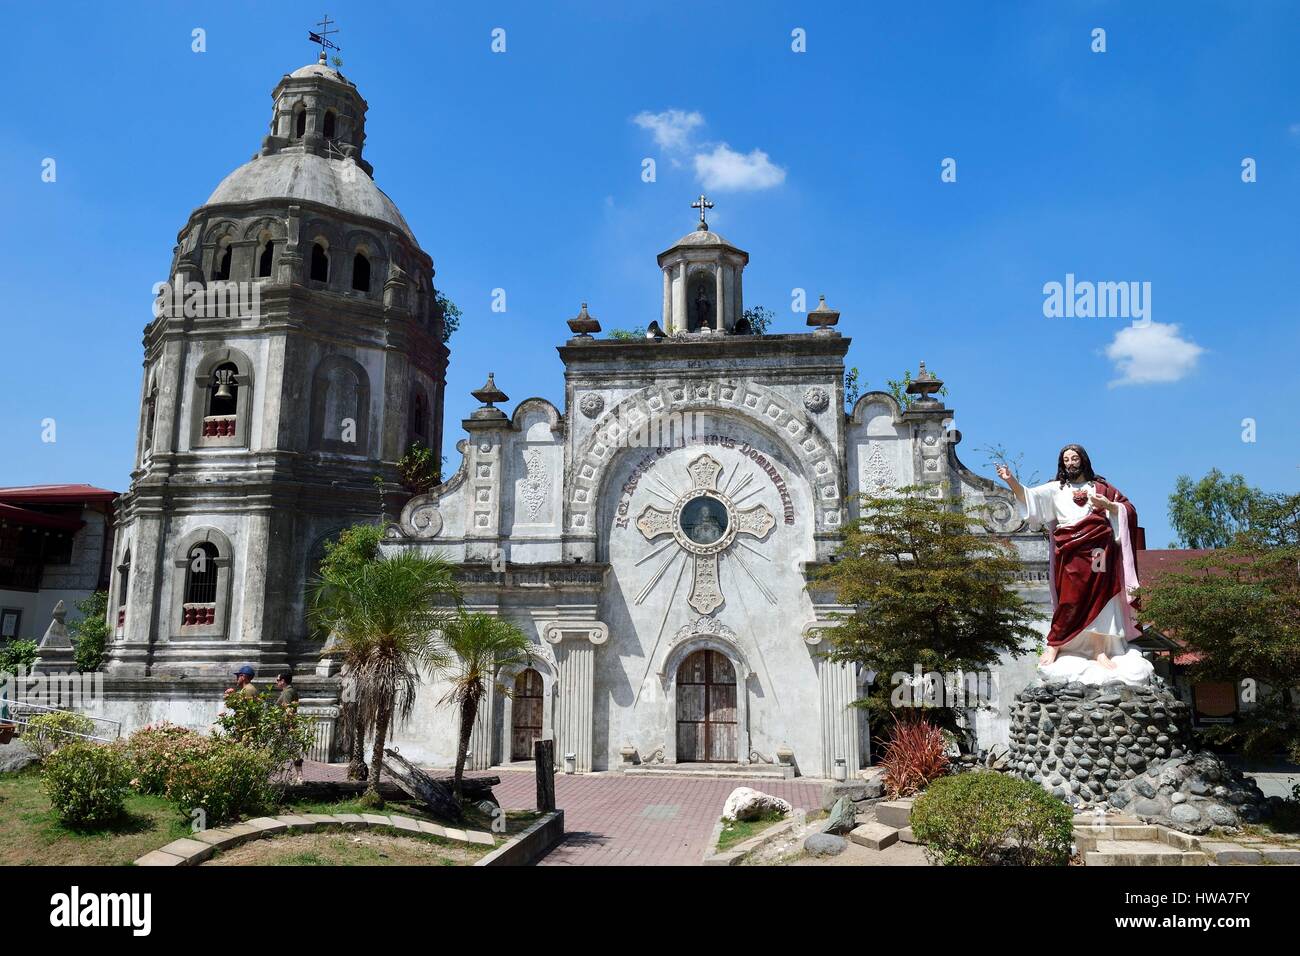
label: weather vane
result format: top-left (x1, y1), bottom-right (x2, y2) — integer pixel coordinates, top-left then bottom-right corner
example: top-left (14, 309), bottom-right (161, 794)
top-left (308, 14), bottom-right (341, 62)
top-left (691, 194), bottom-right (714, 230)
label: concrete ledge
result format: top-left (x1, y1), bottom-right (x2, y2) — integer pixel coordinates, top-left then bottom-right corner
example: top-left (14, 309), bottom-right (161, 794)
top-left (849, 822), bottom-right (899, 850)
top-left (133, 813), bottom-right (499, 866)
top-left (875, 799), bottom-right (914, 829)
top-left (475, 810), bottom-right (565, 867)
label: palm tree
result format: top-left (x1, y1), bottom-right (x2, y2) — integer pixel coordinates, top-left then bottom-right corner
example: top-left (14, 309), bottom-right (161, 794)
top-left (310, 532), bottom-right (459, 804)
top-left (438, 610), bottom-right (532, 801)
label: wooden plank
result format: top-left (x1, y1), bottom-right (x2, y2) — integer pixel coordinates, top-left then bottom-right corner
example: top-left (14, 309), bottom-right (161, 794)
top-left (535, 738), bottom-right (555, 812)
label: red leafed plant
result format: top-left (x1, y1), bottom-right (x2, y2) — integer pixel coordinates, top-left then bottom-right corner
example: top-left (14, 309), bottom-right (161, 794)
top-left (880, 714), bottom-right (950, 798)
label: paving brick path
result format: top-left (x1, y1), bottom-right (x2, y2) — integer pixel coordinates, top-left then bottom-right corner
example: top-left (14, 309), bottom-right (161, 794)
top-left (304, 761), bottom-right (824, 866)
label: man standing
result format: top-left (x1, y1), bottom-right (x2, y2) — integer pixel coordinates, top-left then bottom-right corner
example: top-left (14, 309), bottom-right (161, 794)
top-left (997, 444), bottom-right (1152, 684)
top-left (275, 671), bottom-right (304, 785)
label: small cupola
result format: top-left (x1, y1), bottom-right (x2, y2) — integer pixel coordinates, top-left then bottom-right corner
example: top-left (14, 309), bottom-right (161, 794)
top-left (260, 44), bottom-right (372, 177)
top-left (656, 195), bottom-right (750, 335)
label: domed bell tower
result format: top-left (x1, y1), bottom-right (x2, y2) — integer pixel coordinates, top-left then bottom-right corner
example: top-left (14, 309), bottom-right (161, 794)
top-left (105, 47), bottom-right (448, 677)
top-left (656, 195), bottom-right (749, 334)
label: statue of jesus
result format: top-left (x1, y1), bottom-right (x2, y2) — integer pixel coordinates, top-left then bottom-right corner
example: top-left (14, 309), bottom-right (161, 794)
top-left (997, 444), bottom-right (1153, 685)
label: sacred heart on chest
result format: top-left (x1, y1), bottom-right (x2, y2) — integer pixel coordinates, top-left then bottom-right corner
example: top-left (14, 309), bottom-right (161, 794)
top-left (1072, 488), bottom-right (1089, 507)
top-left (633, 453), bottom-right (777, 614)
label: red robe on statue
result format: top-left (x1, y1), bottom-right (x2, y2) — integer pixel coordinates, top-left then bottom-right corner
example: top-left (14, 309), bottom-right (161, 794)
top-left (1045, 480), bottom-right (1140, 648)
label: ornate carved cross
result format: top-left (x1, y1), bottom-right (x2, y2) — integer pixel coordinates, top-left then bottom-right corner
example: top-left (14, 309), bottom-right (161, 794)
top-left (635, 453), bottom-right (775, 614)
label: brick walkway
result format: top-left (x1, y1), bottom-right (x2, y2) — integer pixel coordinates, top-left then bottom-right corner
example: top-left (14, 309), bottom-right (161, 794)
top-left (303, 762), bottom-right (824, 866)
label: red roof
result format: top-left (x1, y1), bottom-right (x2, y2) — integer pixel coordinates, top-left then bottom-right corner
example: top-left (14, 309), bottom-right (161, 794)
top-left (0, 484), bottom-right (118, 503)
top-left (0, 485), bottom-right (117, 533)
top-left (1137, 548), bottom-right (1214, 583)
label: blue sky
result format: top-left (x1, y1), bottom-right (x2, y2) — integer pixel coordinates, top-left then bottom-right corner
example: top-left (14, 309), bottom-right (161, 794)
top-left (2, 1), bottom-right (1298, 547)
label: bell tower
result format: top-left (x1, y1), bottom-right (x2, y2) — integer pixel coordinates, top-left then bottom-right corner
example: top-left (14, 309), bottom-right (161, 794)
top-left (105, 46), bottom-right (448, 677)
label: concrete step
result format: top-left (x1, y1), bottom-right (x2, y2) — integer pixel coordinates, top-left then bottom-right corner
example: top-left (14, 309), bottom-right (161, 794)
top-left (875, 799), bottom-right (914, 829)
top-left (849, 822), bottom-right (899, 850)
top-left (1084, 839), bottom-right (1208, 866)
top-left (622, 766), bottom-right (792, 780)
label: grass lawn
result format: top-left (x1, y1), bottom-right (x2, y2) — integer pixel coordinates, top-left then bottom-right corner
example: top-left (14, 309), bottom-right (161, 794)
top-left (0, 766), bottom-right (539, 866)
top-left (716, 809), bottom-right (790, 852)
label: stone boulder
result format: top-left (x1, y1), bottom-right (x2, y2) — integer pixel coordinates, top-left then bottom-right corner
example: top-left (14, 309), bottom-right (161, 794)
top-left (804, 833), bottom-right (847, 857)
top-left (0, 740), bottom-right (36, 774)
top-left (1106, 751), bottom-right (1269, 834)
top-left (722, 786), bottom-right (792, 822)
top-left (822, 796), bottom-right (857, 835)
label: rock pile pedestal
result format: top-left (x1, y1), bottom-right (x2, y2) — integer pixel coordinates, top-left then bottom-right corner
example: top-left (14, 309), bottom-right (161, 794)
top-left (1107, 751), bottom-right (1269, 833)
top-left (1008, 679), bottom-right (1193, 811)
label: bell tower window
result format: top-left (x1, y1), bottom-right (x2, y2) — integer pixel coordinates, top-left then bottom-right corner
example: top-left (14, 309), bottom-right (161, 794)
top-left (257, 241), bottom-right (274, 278)
top-left (351, 252), bottom-right (371, 292)
top-left (323, 109), bottom-right (337, 140)
top-left (143, 379), bottom-right (158, 452)
top-left (410, 389), bottom-right (429, 448)
top-left (310, 242), bottom-right (329, 283)
top-left (213, 242), bottom-right (232, 281)
top-left (294, 107), bottom-right (307, 139)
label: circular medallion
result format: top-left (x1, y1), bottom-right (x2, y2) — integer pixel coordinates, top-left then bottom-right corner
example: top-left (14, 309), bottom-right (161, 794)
top-left (579, 393), bottom-right (605, 419)
top-left (672, 490), bottom-right (737, 555)
top-left (803, 386), bottom-right (829, 413)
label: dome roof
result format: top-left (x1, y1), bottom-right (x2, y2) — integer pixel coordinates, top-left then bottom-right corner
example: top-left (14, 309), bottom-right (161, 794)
top-left (671, 227), bottom-right (736, 248)
top-left (204, 150), bottom-right (415, 241)
top-left (288, 60), bottom-right (355, 86)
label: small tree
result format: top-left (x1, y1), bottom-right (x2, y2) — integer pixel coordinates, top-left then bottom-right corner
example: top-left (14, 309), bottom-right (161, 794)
top-left (607, 327), bottom-right (645, 341)
top-left (1138, 543), bottom-right (1300, 761)
top-left (816, 486), bottom-right (1041, 738)
top-left (742, 305), bottom-right (774, 334)
top-left (397, 443), bottom-right (441, 495)
top-left (310, 533), bottom-right (459, 804)
top-left (437, 611), bottom-right (531, 801)
top-left (72, 591), bottom-right (109, 672)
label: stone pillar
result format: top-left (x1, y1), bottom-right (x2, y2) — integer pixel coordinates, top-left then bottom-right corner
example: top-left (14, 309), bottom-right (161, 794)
top-left (673, 262), bottom-right (686, 333)
top-left (662, 267), bottom-right (672, 329)
top-left (544, 622), bottom-right (609, 772)
top-left (805, 623), bottom-right (862, 778)
top-left (714, 264), bottom-right (724, 331)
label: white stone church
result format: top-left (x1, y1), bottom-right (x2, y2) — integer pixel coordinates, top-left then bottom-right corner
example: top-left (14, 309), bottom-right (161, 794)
top-left (91, 52), bottom-right (1049, 778)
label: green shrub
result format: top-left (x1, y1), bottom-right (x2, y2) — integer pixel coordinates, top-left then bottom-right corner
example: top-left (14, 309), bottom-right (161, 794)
top-left (215, 688), bottom-right (313, 780)
top-left (72, 591), bottom-right (109, 672)
top-left (910, 771), bottom-right (1073, 866)
top-left (164, 737), bottom-right (277, 826)
top-left (0, 639), bottom-right (38, 677)
top-left (42, 741), bottom-right (133, 828)
top-left (21, 711), bottom-right (96, 759)
top-left (124, 722), bottom-right (206, 794)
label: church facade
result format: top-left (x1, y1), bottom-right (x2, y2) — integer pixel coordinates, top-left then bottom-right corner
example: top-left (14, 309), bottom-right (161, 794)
top-left (90, 53), bottom-right (1049, 777)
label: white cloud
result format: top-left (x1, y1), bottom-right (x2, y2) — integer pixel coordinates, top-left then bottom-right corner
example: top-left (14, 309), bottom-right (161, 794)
top-left (693, 144), bottom-right (786, 192)
top-left (632, 109), bottom-right (704, 151)
top-left (1104, 321), bottom-right (1205, 387)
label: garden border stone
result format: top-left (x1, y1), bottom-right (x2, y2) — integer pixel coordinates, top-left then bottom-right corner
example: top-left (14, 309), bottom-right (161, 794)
top-left (132, 812), bottom-right (498, 866)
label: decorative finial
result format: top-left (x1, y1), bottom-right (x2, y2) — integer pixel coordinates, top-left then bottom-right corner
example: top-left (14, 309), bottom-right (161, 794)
top-left (567, 302), bottom-right (601, 338)
top-left (691, 194), bottom-right (714, 231)
top-left (308, 14), bottom-right (341, 64)
top-left (906, 361), bottom-right (945, 404)
top-left (806, 294), bottom-right (840, 333)
top-left (471, 372), bottom-right (509, 409)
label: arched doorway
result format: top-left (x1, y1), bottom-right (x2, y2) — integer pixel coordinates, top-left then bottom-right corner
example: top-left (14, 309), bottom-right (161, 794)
top-left (676, 649), bottom-right (737, 762)
top-left (511, 668), bottom-right (544, 761)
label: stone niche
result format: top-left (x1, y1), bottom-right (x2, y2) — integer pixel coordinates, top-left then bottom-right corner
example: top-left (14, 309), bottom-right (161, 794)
top-left (1007, 680), bottom-right (1193, 810)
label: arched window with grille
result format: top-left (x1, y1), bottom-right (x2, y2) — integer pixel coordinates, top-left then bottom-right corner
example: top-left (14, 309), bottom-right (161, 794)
top-left (171, 530), bottom-right (232, 637)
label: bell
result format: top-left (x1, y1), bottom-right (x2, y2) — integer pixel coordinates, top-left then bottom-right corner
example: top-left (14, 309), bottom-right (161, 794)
top-left (213, 369), bottom-right (235, 399)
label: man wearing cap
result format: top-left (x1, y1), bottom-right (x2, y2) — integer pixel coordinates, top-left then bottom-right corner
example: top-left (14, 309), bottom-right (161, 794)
top-left (230, 665), bottom-right (258, 699)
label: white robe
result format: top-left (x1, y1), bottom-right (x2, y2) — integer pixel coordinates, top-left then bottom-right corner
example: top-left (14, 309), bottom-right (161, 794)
top-left (1019, 480), bottom-right (1153, 686)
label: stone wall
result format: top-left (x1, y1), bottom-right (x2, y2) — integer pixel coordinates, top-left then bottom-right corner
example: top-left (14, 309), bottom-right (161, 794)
top-left (1008, 679), bottom-right (1193, 810)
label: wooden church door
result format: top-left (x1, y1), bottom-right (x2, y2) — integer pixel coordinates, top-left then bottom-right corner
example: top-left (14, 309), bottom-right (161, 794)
top-left (676, 649), bottom-right (738, 762)
top-left (511, 668), bottom-right (544, 761)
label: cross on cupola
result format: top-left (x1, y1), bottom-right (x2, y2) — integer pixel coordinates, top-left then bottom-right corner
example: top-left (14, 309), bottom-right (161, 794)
top-left (691, 194), bottom-right (714, 231)
top-left (308, 13), bottom-right (342, 64)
